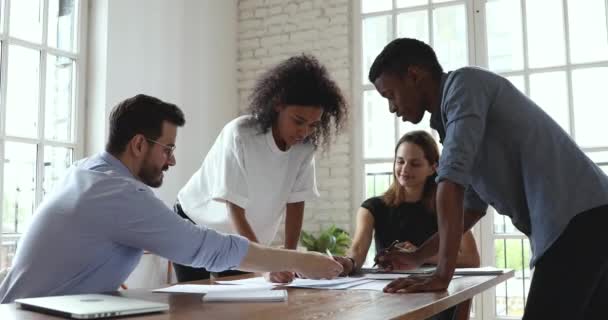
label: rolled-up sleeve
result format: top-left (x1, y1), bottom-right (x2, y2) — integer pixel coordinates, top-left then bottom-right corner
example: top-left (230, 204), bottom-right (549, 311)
top-left (436, 70), bottom-right (491, 188)
top-left (102, 181), bottom-right (250, 271)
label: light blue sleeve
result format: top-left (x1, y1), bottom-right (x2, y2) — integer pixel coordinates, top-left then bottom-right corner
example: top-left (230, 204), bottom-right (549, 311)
top-left (99, 180), bottom-right (250, 271)
top-left (436, 69), bottom-right (491, 188)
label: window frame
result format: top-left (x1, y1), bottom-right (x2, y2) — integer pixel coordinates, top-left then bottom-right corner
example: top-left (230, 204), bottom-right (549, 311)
top-left (0, 0), bottom-right (87, 258)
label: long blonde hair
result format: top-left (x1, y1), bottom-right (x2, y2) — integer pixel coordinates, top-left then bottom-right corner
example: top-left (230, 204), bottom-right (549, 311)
top-left (383, 131), bottom-right (439, 212)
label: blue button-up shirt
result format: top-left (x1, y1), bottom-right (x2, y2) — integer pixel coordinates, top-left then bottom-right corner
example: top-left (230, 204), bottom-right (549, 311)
top-left (431, 67), bottom-right (608, 267)
top-left (0, 152), bottom-right (249, 303)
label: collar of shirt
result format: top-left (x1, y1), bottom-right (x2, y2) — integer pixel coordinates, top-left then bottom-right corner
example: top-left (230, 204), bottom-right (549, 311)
top-left (99, 151), bottom-right (137, 179)
top-left (429, 72), bottom-right (450, 143)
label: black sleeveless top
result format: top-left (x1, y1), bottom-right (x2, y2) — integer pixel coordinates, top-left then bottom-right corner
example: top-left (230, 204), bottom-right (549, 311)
top-left (361, 196), bottom-right (438, 254)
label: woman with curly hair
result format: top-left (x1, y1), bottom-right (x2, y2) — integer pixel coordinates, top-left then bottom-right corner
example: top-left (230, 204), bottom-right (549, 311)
top-left (175, 54), bottom-right (348, 283)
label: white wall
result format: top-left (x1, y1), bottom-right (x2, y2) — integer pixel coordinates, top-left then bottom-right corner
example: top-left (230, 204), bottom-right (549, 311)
top-left (86, 0), bottom-right (238, 288)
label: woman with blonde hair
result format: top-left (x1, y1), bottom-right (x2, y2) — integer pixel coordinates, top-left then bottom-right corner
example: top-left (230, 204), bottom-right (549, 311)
top-left (335, 130), bottom-right (479, 320)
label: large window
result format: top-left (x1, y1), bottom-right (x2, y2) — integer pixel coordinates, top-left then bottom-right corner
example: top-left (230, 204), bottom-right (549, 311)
top-left (355, 0), bottom-right (608, 319)
top-left (0, 0), bottom-right (85, 271)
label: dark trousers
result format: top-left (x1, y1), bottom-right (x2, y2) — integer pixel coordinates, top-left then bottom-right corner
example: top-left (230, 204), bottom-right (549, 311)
top-left (523, 204), bottom-right (608, 320)
top-left (172, 202), bottom-right (248, 282)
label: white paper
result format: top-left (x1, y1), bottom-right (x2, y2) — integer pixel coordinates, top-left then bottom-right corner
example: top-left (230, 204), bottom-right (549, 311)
top-left (287, 278), bottom-right (375, 290)
top-left (453, 267), bottom-right (505, 275)
top-left (153, 284), bottom-right (274, 294)
top-left (363, 273), bottom-right (412, 280)
top-left (285, 277), bottom-right (368, 288)
top-left (202, 289), bottom-right (287, 302)
top-left (215, 277), bottom-right (280, 286)
top-left (360, 267), bottom-right (436, 275)
top-left (217, 276), bottom-right (371, 289)
top-left (349, 280), bottom-right (392, 291)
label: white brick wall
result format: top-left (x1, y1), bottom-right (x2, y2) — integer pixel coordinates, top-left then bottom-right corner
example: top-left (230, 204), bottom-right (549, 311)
top-left (237, 0), bottom-right (353, 241)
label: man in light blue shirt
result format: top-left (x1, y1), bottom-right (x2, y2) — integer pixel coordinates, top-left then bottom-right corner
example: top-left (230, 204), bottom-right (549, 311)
top-left (0, 94), bottom-right (342, 303)
top-left (369, 39), bottom-right (608, 319)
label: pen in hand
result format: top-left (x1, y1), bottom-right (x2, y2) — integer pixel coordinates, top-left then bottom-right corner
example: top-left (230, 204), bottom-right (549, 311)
top-left (373, 240), bottom-right (400, 268)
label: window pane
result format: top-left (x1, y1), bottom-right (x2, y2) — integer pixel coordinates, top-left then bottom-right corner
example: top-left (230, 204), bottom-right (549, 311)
top-left (45, 54), bottom-right (75, 142)
top-left (433, 4), bottom-right (468, 71)
top-left (587, 151), bottom-right (608, 175)
top-left (9, 0), bottom-right (43, 43)
top-left (493, 210), bottom-right (523, 234)
top-left (529, 71), bottom-right (570, 134)
top-left (364, 90), bottom-right (395, 158)
top-left (48, 0), bottom-right (78, 52)
top-left (362, 15), bottom-right (393, 84)
top-left (396, 0), bottom-right (427, 8)
top-left (525, 0), bottom-right (565, 68)
top-left (567, 0), bottom-right (608, 64)
top-left (43, 146), bottom-right (72, 198)
top-left (486, 0), bottom-right (523, 72)
top-left (399, 111), bottom-right (433, 137)
top-left (2, 142), bottom-right (37, 234)
top-left (0, 0), bottom-right (4, 34)
top-left (494, 238), bottom-right (531, 317)
top-left (362, 0), bottom-right (391, 13)
top-left (6, 45), bottom-right (40, 138)
top-left (397, 10), bottom-right (429, 44)
top-left (365, 163), bottom-right (393, 198)
top-left (505, 75), bottom-right (525, 95)
top-left (572, 67), bottom-right (608, 148)
top-left (0, 238), bottom-right (17, 270)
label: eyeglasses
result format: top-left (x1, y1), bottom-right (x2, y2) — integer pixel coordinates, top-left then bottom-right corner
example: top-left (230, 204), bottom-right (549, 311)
top-left (146, 138), bottom-right (176, 157)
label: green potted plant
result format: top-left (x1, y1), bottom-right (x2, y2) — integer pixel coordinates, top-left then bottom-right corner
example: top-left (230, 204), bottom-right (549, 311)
top-left (300, 225), bottom-right (351, 255)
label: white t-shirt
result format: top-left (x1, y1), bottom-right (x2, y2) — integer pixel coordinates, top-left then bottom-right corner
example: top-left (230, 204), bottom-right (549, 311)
top-left (177, 115), bottom-right (319, 245)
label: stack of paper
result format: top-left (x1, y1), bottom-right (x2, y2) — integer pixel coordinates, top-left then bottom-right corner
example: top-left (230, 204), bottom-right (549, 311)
top-left (202, 289), bottom-right (287, 302)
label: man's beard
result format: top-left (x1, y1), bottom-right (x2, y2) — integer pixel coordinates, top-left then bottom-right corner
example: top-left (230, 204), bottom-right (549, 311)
top-left (139, 160), bottom-right (168, 188)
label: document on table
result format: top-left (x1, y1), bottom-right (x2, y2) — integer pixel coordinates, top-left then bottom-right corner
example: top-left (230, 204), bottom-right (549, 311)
top-left (359, 267), bottom-right (436, 275)
top-left (215, 277), bottom-right (281, 286)
top-left (453, 267), bottom-right (506, 275)
top-left (360, 266), bottom-right (506, 276)
top-left (363, 274), bottom-right (463, 280)
top-left (349, 280), bottom-right (392, 291)
top-left (217, 276), bottom-right (374, 290)
top-left (286, 277), bottom-right (374, 289)
top-left (153, 283), bottom-right (274, 294)
top-left (202, 289), bottom-right (288, 302)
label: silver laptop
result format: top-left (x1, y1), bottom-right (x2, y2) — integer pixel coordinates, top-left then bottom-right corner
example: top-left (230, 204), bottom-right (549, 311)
top-left (15, 294), bottom-right (169, 319)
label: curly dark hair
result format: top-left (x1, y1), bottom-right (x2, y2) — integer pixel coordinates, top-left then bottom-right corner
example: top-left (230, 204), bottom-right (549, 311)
top-left (247, 54), bottom-right (348, 149)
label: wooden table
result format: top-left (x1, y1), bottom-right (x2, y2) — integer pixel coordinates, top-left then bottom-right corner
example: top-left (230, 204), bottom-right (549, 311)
top-left (0, 271), bottom-right (513, 320)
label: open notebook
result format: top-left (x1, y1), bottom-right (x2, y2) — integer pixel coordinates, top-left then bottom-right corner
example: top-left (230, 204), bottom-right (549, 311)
top-left (202, 289), bottom-right (287, 302)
